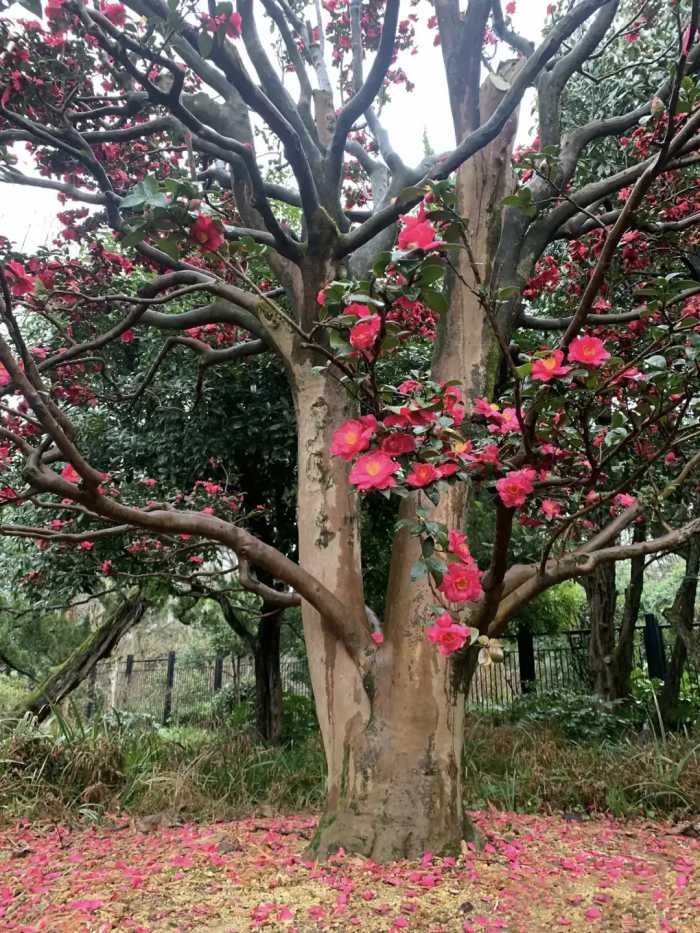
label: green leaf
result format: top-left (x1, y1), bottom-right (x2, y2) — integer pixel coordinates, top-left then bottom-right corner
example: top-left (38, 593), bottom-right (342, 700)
top-left (421, 287), bottom-right (448, 315)
top-left (419, 262), bottom-right (445, 286)
top-left (372, 251), bottom-right (391, 277)
top-left (497, 285), bottom-right (520, 300)
top-left (646, 355), bottom-right (667, 370)
top-left (421, 538), bottom-right (434, 558)
top-left (198, 31), bottom-right (215, 58)
top-left (19, 0), bottom-right (42, 16)
top-left (410, 559), bottom-right (428, 581)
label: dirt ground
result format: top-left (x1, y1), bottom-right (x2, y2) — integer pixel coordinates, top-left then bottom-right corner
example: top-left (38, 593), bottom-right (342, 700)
top-left (0, 810), bottom-right (698, 932)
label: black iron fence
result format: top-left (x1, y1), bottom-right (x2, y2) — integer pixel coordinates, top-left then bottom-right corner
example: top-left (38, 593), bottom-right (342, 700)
top-left (467, 619), bottom-right (700, 711)
top-left (81, 653), bottom-right (312, 725)
top-left (78, 618), bottom-right (699, 723)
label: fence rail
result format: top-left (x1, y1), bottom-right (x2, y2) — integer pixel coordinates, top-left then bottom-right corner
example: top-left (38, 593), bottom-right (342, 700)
top-left (78, 617), bottom-right (700, 723)
top-left (81, 653), bottom-right (312, 725)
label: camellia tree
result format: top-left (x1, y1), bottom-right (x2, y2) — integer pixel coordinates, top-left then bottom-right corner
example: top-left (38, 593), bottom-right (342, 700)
top-left (2, 0), bottom-right (700, 859)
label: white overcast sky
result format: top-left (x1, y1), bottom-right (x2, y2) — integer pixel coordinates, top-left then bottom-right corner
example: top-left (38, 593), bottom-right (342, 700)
top-left (3, 0), bottom-right (549, 250)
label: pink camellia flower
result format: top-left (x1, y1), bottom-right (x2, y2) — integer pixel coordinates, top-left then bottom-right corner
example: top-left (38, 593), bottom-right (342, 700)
top-left (496, 467), bottom-right (537, 508)
top-left (398, 379), bottom-right (422, 394)
top-left (190, 214), bottom-right (225, 252)
top-left (438, 461), bottom-right (458, 478)
top-left (349, 315), bottom-right (381, 350)
top-left (330, 415), bottom-right (377, 460)
top-left (614, 492), bottom-right (637, 508)
top-left (60, 463), bottom-right (81, 484)
top-left (439, 560), bottom-right (483, 604)
top-left (443, 385), bottom-right (466, 426)
top-left (473, 397), bottom-right (500, 419)
top-left (348, 451), bottom-right (399, 491)
top-left (448, 529), bottom-right (472, 562)
top-left (344, 302), bottom-right (373, 318)
top-left (79, 540), bottom-right (94, 551)
top-left (0, 364), bottom-right (11, 386)
top-left (541, 499), bottom-right (562, 519)
top-left (380, 432), bottom-right (416, 456)
top-left (567, 335), bottom-right (610, 367)
top-left (426, 611), bottom-right (472, 656)
top-left (101, 559), bottom-right (112, 575)
top-left (0, 486), bottom-right (17, 500)
top-left (371, 631), bottom-right (384, 645)
top-left (120, 329), bottom-right (135, 344)
top-left (406, 462), bottom-right (440, 487)
top-left (100, 2), bottom-right (127, 26)
top-left (316, 289), bottom-right (326, 305)
top-left (398, 205), bottom-right (442, 251)
top-left (665, 451), bottom-right (679, 465)
top-left (488, 406), bottom-right (520, 434)
top-left (6, 260), bottom-right (35, 297)
top-left (531, 350), bottom-right (571, 382)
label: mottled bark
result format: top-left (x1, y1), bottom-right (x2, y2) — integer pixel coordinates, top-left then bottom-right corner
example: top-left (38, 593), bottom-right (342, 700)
top-left (307, 70), bottom-right (519, 859)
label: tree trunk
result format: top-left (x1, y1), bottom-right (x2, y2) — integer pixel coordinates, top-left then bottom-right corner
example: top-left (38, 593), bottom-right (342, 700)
top-left (17, 595), bottom-right (147, 724)
top-left (610, 524), bottom-right (646, 699)
top-left (659, 536), bottom-right (700, 728)
top-left (583, 561), bottom-right (619, 700)
top-left (254, 605), bottom-right (283, 744)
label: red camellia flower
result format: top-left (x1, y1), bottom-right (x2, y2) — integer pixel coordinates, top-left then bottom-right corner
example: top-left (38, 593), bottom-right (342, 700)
top-left (60, 463), bottom-right (81, 484)
top-left (496, 467), bottom-right (537, 508)
top-left (100, 2), bottom-right (127, 26)
top-left (439, 560), bottom-right (483, 603)
top-left (406, 462), bottom-right (440, 487)
top-left (426, 611), bottom-right (472, 656)
top-left (6, 260), bottom-right (35, 297)
top-left (0, 364), bottom-right (11, 386)
top-left (531, 350), bottom-right (571, 382)
top-left (541, 499), bottom-right (562, 519)
top-left (348, 451), bottom-right (399, 490)
top-left (567, 335), bottom-right (610, 367)
top-left (79, 540), bottom-right (94, 550)
top-left (379, 432), bottom-right (416, 456)
top-left (344, 302), bottom-right (373, 318)
top-left (398, 205), bottom-right (441, 251)
top-left (330, 415), bottom-right (377, 460)
top-left (349, 315), bottom-right (381, 350)
top-left (190, 214), bottom-right (225, 252)
top-left (101, 559), bottom-right (112, 575)
top-left (447, 529), bottom-right (472, 562)
top-left (614, 492), bottom-right (637, 508)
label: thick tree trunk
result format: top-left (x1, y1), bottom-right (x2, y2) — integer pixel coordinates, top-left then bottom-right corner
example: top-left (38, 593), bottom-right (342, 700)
top-left (659, 537), bottom-right (700, 728)
top-left (254, 605), bottom-right (283, 744)
top-left (610, 525), bottom-right (646, 699)
top-left (297, 71), bottom-right (520, 861)
top-left (583, 561), bottom-right (619, 700)
top-left (17, 596), bottom-right (147, 724)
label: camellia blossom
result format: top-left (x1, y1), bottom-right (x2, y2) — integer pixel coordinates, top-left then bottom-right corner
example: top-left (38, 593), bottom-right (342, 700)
top-left (496, 468), bottom-right (537, 508)
top-left (348, 451), bottom-right (399, 491)
top-left (397, 205), bottom-right (442, 251)
top-left (439, 560), bottom-right (483, 604)
top-left (100, 2), bottom-right (127, 26)
top-left (447, 529), bottom-right (472, 562)
top-left (614, 492), bottom-right (637, 508)
top-left (567, 335), bottom-right (610, 367)
top-left (344, 302), bottom-right (373, 318)
top-left (531, 350), bottom-right (571, 382)
top-left (6, 260), bottom-right (35, 297)
top-left (405, 462), bottom-right (440, 487)
top-left (190, 214), bottom-right (225, 252)
top-left (60, 464), bottom-right (81, 484)
top-left (541, 499), bottom-right (562, 519)
top-left (474, 397), bottom-right (500, 419)
top-left (0, 364), bottom-right (11, 386)
top-left (426, 611), bottom-right (472, 656)
top-left (349, 315), bottom-right (381, 350)
top-left (330, 415), bottom-right (377, 460)
top-left (379, 432), bottom-right (416, 456)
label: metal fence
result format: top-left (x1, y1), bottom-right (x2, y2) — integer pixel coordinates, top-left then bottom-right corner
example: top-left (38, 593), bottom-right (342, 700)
top-left (467, 621), bottom-right (700, 711)
top-left (78, 620), bottom-right (700, 723)
top-left (81, 653), bottom-right (312, 725)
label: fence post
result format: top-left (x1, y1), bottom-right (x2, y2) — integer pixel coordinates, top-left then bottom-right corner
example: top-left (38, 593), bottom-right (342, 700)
top-left (163, 651), bottom-right (176, 725)
top-left (517, 624), bottom-right (536, 694)
top-left (213, 654), bottom-right (224, 691)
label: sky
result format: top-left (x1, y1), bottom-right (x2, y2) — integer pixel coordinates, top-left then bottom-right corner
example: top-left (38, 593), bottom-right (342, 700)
top-left (2, 0), bottom-right (549, 250)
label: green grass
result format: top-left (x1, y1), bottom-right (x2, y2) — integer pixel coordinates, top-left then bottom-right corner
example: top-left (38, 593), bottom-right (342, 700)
top-left (1, 708), bottom-right (699, 826)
